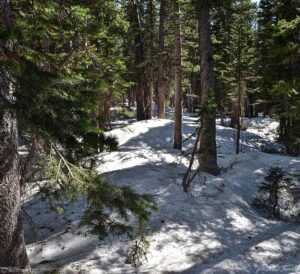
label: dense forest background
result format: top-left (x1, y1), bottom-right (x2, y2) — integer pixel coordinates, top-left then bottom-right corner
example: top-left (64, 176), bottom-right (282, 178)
top-left (0, 0), bottom-right (299, 272)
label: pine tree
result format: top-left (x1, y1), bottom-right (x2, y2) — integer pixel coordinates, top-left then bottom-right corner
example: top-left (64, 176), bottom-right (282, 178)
top-left (129, 0), bottom-right (146, 121)
top-left (257, 0), bottom-right (300, 155)
top-left (0, 1), bottom-right (156, 268)
top-left (144, 0), bottom-right (156, 120)
top-left (173, 0), bottom-right (183, 150)
top-left (269, 1), bottom-right (300, 155)
top-left (0, 0), bottom-right (30, 270)
top-left (258, 166), bottom-right (293, 219)
top-left (196, 1), bottom-right (220, 175)
top-left (256, 0), bottom-right (277, 115)
top-left (228, 0), bottom-right (257, 154)
top-left (211, 3), bottom-right (233, 124)
top-left (158, 0), bottom-right (167, 118)
top-left (180, 0), bottom-right (200, 114)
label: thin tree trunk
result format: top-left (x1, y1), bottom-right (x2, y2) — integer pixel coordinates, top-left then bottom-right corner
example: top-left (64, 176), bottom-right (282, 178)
top-left (173, 0), bottom-right (182, 150)
top-left (197, 3), bottom-right (219, 175)
top-left (158, 0), bottom-right (166, 119)
top-left (0, 1), bottom-right (30, 271)
top-left (145, 0), bottom-right (154, 120)
top-left (127, 88), bottom-right (132, 108)
top-left (245, 92), bottom-right (254, 118)
top-left (132, 0), bottom-right (145, 121)
top-left (236, 75), bottom-right (242, 154)
top-left (230, 104), bottom-right (239, 128)
top-left (187, 83), bottom-right (193, 113)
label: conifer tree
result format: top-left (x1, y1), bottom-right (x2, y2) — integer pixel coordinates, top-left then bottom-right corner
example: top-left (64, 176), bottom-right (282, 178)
top-left (256, 0), bottom-right (300, 155)
top-left (173, 0), bottom-right (183, 150)
top-left (0, 1), bottom-right (156, 269)
top-left (129, 0), bottom-right (146, 121)
top-left (158, 0), bottom-right (167, 118)
top-left (0, 0), bottom-right (30, 270)
top-left (211, 3), bottom-right (233, 124)
top-left (228, 0), bottom-right (256, 154)
top-left (196, 1), bottom-right (220, 175)
top-left (268, 0), bottom-right (300, 155)
top-left (144, 0), bottom-right (156, 120)
top-left (256, 0), bottom-right (277, 115)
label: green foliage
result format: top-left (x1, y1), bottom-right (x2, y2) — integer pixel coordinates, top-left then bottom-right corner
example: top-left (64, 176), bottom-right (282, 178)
top-left (3, 0), bottom-right (129, 160)
top-left (125, 235), bottom-right (150, 267)
top-left (212, 0), bottom-right (257, 117)
top-left (1, 0), bottom-right (157, 241)
top-left (256, 0), bottom-right (300, 154)
top-left (31, 143), bottom-right (157, 239)
top-left (81, 177), bottom-right (157, 240)
top-left (228, 0), bottom-right (257, 98)
top-left (257, 166), bottom-right (294, 219)
top-left (118, 105), bottom-right (136, 119)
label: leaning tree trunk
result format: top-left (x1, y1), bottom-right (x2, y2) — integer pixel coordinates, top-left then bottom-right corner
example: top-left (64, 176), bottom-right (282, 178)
top-left (0, 1), bottom-right (30, 272)
top-left (197, 3), bottom-right (220, 175)
top-left (173, 0), bottom-right (182, 150)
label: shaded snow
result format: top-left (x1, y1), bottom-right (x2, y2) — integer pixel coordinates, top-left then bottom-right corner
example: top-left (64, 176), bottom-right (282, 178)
top-left (23, 114), bottom-right (300, 273)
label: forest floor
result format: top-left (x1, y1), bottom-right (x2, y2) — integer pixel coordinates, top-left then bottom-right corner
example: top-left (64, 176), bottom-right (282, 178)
top-left (23, 110), bottom-right (300, 273)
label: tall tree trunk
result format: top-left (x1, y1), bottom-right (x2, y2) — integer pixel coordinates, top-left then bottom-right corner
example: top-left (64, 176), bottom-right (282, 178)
top-left (145, 0), bottom-right (154, 120)
top-left (157, 0), bottom-right (166, 119)
top-left (187, 83), bottom-right (193, 113)
top-left (245, 92), bottom-right (254, 118)
top-left (173, 0), bottom-right (182, 150)
top-left (0, 0), bottom-right (30, 271)
top-left (132, 0), bottom-right (145, 121)
top-left (197, 3), bottom-right (219, 175)
top-left (230, 103), bottom-right (239, 128)
top-left (236, 75), bottom-right (242, 154)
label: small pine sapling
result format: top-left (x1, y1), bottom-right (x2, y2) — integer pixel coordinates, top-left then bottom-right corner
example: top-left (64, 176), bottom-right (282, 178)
top-left (257, 166), bottom-right (294, 219)
top-left (125, 235), bottom-right (149, 268)
top-left (125, 218), bottom-right (150, 267)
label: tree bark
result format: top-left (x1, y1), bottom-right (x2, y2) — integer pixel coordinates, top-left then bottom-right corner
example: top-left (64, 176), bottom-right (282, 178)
top-left (145, 0), bottom-right (154, 120)
top-left (173, 0), bottom-right (182, 150)
top-left (158, 0), bottom-right (166, 119)
top-left (131, 0), bottom-right (146, 121)
top-left (236, 75), bottom-right (242, 154)
top-left (230, 103), bottom-right (239, 128)
top-left (0, 1), bottom-right (30, 271)
top-left (197, 3), bottom-right (220, 175)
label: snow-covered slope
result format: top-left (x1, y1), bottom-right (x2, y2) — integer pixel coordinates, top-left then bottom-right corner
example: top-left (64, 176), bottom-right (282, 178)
top-left (23, 114), bottom-right (300, 273)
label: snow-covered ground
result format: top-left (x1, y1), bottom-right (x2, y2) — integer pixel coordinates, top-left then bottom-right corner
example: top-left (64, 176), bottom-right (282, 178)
top-left (23, 113), bottom-right (300, 273)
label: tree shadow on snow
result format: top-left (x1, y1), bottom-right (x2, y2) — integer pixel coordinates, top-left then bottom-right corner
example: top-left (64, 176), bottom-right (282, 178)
top-left (22, 118), bottom-right (297, 273)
